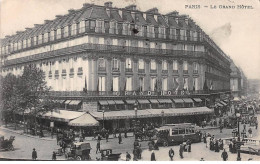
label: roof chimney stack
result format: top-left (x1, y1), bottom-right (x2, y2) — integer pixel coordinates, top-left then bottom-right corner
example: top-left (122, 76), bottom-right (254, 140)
top-left (104, 1), bottom-right (113, 8)
top-left (83, 3), bottom-right (92, 8)
top-left (68, 9), bottom-right (75, 14)
top-left (44, 20), bottom-right (51, 24)
top-left (125, 4), bottom-right (137, 11)
top-left (55, 15), bottom-right (63, 18)
top-left (146, 8), bottom-right (158, 14)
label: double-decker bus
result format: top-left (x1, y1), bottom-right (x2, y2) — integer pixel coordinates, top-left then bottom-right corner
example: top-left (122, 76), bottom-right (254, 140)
top-left (154, 123), bottom-right (202, 146)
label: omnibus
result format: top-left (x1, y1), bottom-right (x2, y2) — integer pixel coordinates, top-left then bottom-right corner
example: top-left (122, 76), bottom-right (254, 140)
top-left (154, 123), bottom-right (202, 146)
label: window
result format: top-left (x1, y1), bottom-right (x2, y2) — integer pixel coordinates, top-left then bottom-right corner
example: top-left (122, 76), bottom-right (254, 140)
top-left (77, 67), bottom-right (83, 75)
top-left (170, 28), bottom-right (176, 39)
top-left (98, 76), bottom-right (106, 91)
top-left (43, 33), bottom-right (48, 43)
top-left (28, 38), bottom-right (31, 47)
top-left (180, 29), bottom-right (185, 40)
top-left (79, 20), bottom-right (85, 33)
top-left (122, 23), bottom-right (130, 35)
top-left (17, 42), bottom-right (22, 50)
top-left (139, 77), bottom-right (144, 92)
top-left (96, 20), bottom-right (104, 33)
top-left (126, 58), bottom-right (132, 69)
top-left (126, 77), bottom-right (132, 91)
top-left (138, 59), bottom-right (145, 70)
top-left (159, 26), bottom-right (165, 38)
top-left (173, 60), bottom-right (178, 71)
top-left (183, 77), bottom-right (189, 90)
top-left (162, 60), bottom-right (167, 70)
top-left (112, 77), bottom-right (119, 91)
top-left (183, 61), bottom-right (188, 70)
top-left (193, 62), bottom-right (198, 71)
top-left (162, 78), bottom-right (168, 91)
top-left (90, 20), bottom-right (96, 30)
top-left (14, 42), bottom-right (17, 51)
top-left (56, 28), bottom-right (61, 39)
top-left (38, 35), bottom-right (43, 44)
top-left (71, 23), bottom-right (77, 35)
top-left (98, 58), bottom-right (106, 71)
top-left (23, 40), bottom-right (27, 49)
top-left (112, 58), bottom-right (119, 71)
top-left (64, 26), bottom-right (69, 37)
top-left (150, 78), bottom-right (156, 91)
top-left (109, 21), bottom-right (117, 34)
top-left (50, 31), bottom-right (54, 41)
top-left (193, 78), bottom-right (199, 91)
top-left (150, 60), bottom-right (157, 70)
top-left (148, 26), bottom-right (155, 38)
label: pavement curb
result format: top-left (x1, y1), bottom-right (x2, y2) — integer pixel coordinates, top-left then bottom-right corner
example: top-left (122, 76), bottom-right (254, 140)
top-left (0, 126), bottom-right (55, 141)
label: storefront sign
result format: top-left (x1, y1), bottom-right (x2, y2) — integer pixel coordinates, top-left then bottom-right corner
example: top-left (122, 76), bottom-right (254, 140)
top-left (113, 90), bottom-right (191, 96)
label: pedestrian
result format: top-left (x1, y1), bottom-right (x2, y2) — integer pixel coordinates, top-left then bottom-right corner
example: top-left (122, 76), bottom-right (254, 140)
top-left (151, 151), bottom-right (156, 161)
top-left (187, 139), bottom-right (192, 152)
top-left (221, 149), bottom-right (228, 161)
top-left (96, 141), bottom-right (101, 154)
top-left (124, 129), bottom-right (128, 138)
top-left (97, 134), bottom-right (102, 143)
top-left (106, 132), bottom-right (109, 142)
top-left (256, 122), bottom-right (258, 129)
top-left (215, 140), bottom-right (219, 152)
top-left (179, 144), bottom-right (184, 159)
top-left (32, 148), bottom-right (37, 160)
top-left (52, 151), bottom-right (56, 160)
top-left (243, 123), bottom-right (246, 131)
top-left (168, 148), bottom-right (174, 160)
top-left (248, 128), bottom-right (253, 138)
top-left (200, 158), bottom-right (205, 161)
top-left (126, 152), bottom-right (131, 161)
top-left (118, 133), bottom-right (122, 144)
top-left (220, 124), bottom-right (223, 133)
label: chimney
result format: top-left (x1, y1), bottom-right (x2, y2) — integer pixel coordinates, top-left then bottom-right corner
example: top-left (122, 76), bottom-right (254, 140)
top-left (25, 28), bottom-right (32, 30)
top-left (34, 24), bottom-right (40, 27)
top-left (68, 9), bottom-right (75, 14)
top-left (56, 15), bottom-right (63, 18)
top-left (16, 31), bottom-right (23, 34)
top-left (44, 20), bottom-right (51, 24)
top-left (125, 5), bottom-right (136, 11)
top-left (143, 13), bottom-right (147, 20)
top-left (131, 11), bottom-right (135, 21)
top-left (83, 3), bottom-right (91, 8)
top-left (166, 11), bottom-right (179, 16)
top-left (106, 8), bottom-right (111, 17)
top-left (104, 2), bottom-right (112, 8)
top-left (146, 8), bottom-right (158, 14)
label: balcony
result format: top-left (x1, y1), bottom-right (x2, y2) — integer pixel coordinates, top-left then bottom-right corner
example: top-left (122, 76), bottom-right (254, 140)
top-left (125, 68), bottom-right (133, 72)
top-left (150, 69), bottom-right (157, 74)
top-left (138, 69), bottom-right (145, 74)
top-left (173, 70), bottom-right (178, 74)
top-left (112, 67), bottom-right (120, 72)
top-left (98, 67), bottom-right (106, 72)
top-left (162, 70), bottom-right (168, 74)
top-left (183, 70), bottom-right (189, 74)
top-left (61, 70), bottom-right (66, 77)
top-left (193, 70), bottom-right (199, 74)
top-left (4, 43), bottom-right (206, 67)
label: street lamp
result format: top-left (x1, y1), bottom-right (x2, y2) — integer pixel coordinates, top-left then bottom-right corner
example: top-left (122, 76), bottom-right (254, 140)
top-left (161, 110), bottom-right (164, 126)
top-left (236, 112), bottom-right (241, 161)
top-left (134, 102), bottom-right (138, 135)
top-left (102, 106), bottom-right (105, 130)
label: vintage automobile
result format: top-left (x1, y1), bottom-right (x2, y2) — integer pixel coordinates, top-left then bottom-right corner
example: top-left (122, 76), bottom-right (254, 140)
top-left (100, 149), bottom-right (121, 161)
top-left (64, 142), bottom-right (91, 160)
top-left (155, 123), bottom-right (202, 146)
top-left (0, 136), bottom-right (15, 151)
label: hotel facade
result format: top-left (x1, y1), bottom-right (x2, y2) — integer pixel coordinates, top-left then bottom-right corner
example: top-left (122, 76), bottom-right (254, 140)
top-left (0, 2), bottom-right (231, 130)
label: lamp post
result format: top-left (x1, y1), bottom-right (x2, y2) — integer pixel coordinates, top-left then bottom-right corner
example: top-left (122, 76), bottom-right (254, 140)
top-left (102, 106), bottom-right (105, 130)
top-left (236, 112), bottom-right (241, 161)
top-left (161, 110), bottom-right (164, 126)
top-left (134, 102), bottom-right (138, 135)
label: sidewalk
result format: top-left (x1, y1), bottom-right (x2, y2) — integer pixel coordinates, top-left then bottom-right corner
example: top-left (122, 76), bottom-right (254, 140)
top-left (0, 125), bottom-right (55, 141)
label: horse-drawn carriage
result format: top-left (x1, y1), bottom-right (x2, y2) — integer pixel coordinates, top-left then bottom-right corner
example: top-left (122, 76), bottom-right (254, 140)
top-left (0, 136), bottom-right (15, 151)
top-left (135, 129), bottom-right (156, 141)
top-left (65, 142), bottom-right (91, 160)
top-left (100, 149), bottom-right (121, 161)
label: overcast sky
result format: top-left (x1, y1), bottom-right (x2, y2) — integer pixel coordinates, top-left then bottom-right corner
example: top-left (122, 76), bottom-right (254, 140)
top-left (1, 0), bottom-right (259, 79)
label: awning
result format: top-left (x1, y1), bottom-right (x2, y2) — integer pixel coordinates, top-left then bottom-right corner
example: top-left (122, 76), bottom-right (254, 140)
top-left (42, 110), bottom-right (85, 122)
top-left (149, 99), bottom-right (159, 104)
top-left (172, 99), bottom-right (184, 103)
top-left (89, 107), bottom-right (214, 120)
top-left (64, 100), bottom-right (71, 105)
top-left (56, 100), bottom-right (65, 103)
top-left (233, 97), bottom-right (240, 101)
top-left (99, 100), bottom-right (108, 105)
top-left (137, 99), bottom-right (150, 104)
top-left (107, 100), bottom-right (116, 105)
top-left (158, 99), bottom-right (173, 104)
top-left (216, 103), bottom-right (223, 107)
top-left (220, 101), bottom-right (227, 106)
top-left (69, 100), bottom-right (82, 105)
top-left (68, 113), bottom-right (99, 127)
top-left (114, 100), bottom-right (125, 105)
top-left (193, 98), bottom-right (202, 103)
top-left (182, 98), bottom-right (194, 103)
top-left (125, 100), bottom-right (136, 104)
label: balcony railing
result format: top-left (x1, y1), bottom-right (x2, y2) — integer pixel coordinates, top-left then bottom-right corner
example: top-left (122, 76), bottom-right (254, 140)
top-left (150, 69), bottom-right (157, 73)
top-left (138, 69), bottom-right (145, 73)
top-left (98, 67), bottom-right (106, 71)
top-left (162, 70), bottom-right (168, 74)
top-left (193, 70), bottom-right (199, 74)
top-left (112, 67), bottom-right (120, 72)
top-left (183, 70), bottom-right (189, 74)
top-left (173, 70), bottom-right (178, 74)
top-left (125, 68), bottom-right (133, 72)
top-left (4, 43), bottom-right (206, 66)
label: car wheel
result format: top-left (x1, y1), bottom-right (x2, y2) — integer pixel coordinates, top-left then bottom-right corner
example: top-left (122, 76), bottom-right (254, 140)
top-left (76, 156), bottom-right (82, 160)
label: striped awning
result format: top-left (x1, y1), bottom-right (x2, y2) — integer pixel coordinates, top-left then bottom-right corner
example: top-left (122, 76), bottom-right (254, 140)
top-left (172, 99), bottom-right (184, 103)
top-left (125, 100), bottom-right (136, 104)
top-left (114, 100), bottom-right (125, 105)
top-left (64, 100), bottom-right (72, 105)
top-left (68, 113), bottom-right (99, 127)
top-left (99, 100), bottom-right (108, 105)
top-left (107, 100), bottom-right (116, 105)
top-left (69, 100), bottom-right (81, 105)
top-left (193, 98), bottom-right (202, 102)
top-left (158, 99), bottom-right (173, 103)
top-left (216, 103), bottom-right (223, 107)
top-left (149, 99), bottom-right (159, 104)
top-left (182, 98), bottom-right (194, 103)
top-left (220, 101), bottom-right (227, 106)
top-left (43, 110), bottom-right (85, 122)
top-left (137, 99), bottom-right (150, 104)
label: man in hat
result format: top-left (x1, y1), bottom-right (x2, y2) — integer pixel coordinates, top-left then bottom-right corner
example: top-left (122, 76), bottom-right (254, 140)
top-left (168, 148), bottom-right (174, 160)
top-left (221, 149), bottom-right (228, 161)
top-left (151, 151), bottom-right (156, 161)
top-left (32, 148), bottom-right (37, 160)
top-left (52, 151), bottom-right (56, 160)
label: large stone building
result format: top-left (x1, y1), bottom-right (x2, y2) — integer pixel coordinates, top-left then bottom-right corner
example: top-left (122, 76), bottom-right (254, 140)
top-left (0, 2), bottom-right (231, 129)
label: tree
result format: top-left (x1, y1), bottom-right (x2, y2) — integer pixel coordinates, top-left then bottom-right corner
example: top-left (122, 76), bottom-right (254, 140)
top-left (18, 64), bottom-right (51, 133)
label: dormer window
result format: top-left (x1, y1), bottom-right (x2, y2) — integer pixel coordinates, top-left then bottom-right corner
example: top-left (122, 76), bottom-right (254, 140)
top-left (158, 26), bottom-right (166, 39)
top-left (38, 34), bottom-right (43, 44)
top-left (14, 42), bottom-right (18, 51)
top-left (33, 36), bottom-right (37, 45)
top-left (50, 31), bottom-right (54, 41)
top-left (109, 21), bottom-right (118, 34)
top-left (122, 23), bottom-right (130, 35)
top-left (56, 28), bottom-right (61, 39)
top-left (180, 29), bottom-right (186, 40)
top-left (63, 26), bottom-right (69, 37)
top-left (79, 20), bottom-right (85, 33)
top-left (23, 40), bottom-right (27, 49)
top-left (43, 32), bottom-right (49, 43)
top-left (28, 38), bottom-right (31, 47)
top-left (71, 23), bottom-right (77, 36)
top-left (147, 25), bottom-right (155, 38)
top-left (95, 20), bottom-right (105, 33)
